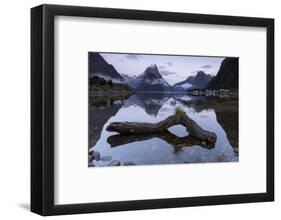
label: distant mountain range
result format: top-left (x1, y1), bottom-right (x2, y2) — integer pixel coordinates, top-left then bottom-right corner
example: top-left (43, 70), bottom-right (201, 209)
top-left (206, 58), bottom-right (238, 89)
top-left (89, 53), bottom-right (172, 91)
top-left (172, 77), bottom-right (193, 90)
top-left (173, 71), bottom-right (212, 90)
top-left (89, 52), bottom-right (238, 92)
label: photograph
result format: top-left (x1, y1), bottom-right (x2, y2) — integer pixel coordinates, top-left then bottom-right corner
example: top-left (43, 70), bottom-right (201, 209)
top-left (88, 52), bottom-right (239, 167)
top-left (29, 3), bottom-right (274, 216)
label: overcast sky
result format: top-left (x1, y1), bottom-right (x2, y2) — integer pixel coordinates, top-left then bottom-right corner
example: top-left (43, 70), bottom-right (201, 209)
top-left (99, 52), bottom-right (225, 85)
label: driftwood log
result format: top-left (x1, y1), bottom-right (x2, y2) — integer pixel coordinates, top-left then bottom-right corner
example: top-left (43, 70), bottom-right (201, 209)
top-left (106, 111), bottom-right (217, 145)
top-left (107, 131), bottom-right (215, 149)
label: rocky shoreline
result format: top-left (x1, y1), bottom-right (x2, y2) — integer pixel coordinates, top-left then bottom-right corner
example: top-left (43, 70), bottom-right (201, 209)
top-left (89, 149), bottom-right (136, 167)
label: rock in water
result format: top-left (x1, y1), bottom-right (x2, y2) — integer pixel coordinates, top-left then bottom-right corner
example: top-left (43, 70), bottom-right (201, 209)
top-left (108, 160), bottom-right (121, 166)
top-left (92, 151), bottom-right (100, 161)
top-left (89, 150), bottom-right (100, 161)
top-left (123, 161), bottom-right (136, 166)
top-left (100, 156), bottom-right (112, 162)
top-left (89, 154), bottom-right (94, 162)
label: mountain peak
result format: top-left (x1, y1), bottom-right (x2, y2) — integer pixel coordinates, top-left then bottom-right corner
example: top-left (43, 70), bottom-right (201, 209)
top-left (191, 71), bottom-right (212, 88)
top-left (142, 64), bottom-right (162, 79)
top-left (145, 64), bottom-right (159, 73)
top-left (173, 71), bottom-right (212, 90)
top-left (207, 58), bottom-right (238, 89)
top-left (133, 64), bottom-right (172, 91)
top-left (148, 64), bottom-right (158, 69)
top-left (197, 71), bottom-right (206, 76)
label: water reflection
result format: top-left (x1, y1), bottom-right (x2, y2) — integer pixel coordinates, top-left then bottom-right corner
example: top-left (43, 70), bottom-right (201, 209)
top-left (89, 92), bottom-right (238, 167)
top-left (107, 131), bottom-right (215, 149)
top-left (89, 95), bottom-right (128, 147)
top-left (124, 93), bottom-right (172, 116)
top-left (175, 95), bottom-right (239, 154)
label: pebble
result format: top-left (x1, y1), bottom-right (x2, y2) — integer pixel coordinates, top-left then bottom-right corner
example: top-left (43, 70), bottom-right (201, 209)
top-left (123, 161), bottom-right (136, 166)
top-left (108, 160), bottom-right (121, 166)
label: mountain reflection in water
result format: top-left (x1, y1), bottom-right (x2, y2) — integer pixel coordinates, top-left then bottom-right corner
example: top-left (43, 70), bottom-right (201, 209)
top-left (89, 92), bottom-right (238, 167)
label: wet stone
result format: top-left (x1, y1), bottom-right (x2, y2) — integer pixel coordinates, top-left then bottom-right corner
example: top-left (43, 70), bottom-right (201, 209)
top-left (108, 160), bottom-right (121, 166)
top-left (100, 156), bottom-right (112, 162)
top-left (123, 161), bottom-right (136, 166)
top-left (89, 154), bottom-right (94, 162)
top-left (92, 151), bottom-right (100, 161)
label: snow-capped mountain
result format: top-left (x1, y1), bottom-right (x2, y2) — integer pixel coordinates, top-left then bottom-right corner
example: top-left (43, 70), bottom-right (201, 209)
top-left (130, 64), bottom-right (172, 92)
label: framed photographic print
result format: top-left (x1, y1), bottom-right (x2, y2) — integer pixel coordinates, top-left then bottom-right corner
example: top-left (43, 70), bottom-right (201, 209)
top-left (31, 4), bottom-right (274, 216)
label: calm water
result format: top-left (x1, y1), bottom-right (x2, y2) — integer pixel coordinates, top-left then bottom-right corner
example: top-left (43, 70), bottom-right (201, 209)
top-left (89, 92), bottom-right (238, 167)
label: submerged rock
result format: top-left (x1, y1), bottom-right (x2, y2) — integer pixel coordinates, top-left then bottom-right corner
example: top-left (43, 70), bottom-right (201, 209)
top-left (92, 151), bottom-right (100, 161)
top-left (108, 160), bottom-right (121, 166)
top-left (89, 150), bottom-right (100, 161)
top-left (90, 162), bottom-right (95, 167)
top-left (100, 156), bottom-right (112, 162)
top-left (216, 153), bottom-right (227, 162)
top-left (123, 161), bottom-right (136, 166)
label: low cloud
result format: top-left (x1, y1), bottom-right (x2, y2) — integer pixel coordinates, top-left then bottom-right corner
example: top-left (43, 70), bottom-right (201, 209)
top-left (158, 65), bottom-right (165, 69)
top-left (160, 70), bottom-right (177, 76)
top-left (158, 65), bottom-right (176, 75)
top-left (125, 54), bottom-right (143, 60)
top-left (201, 64), bottom-right (212, 69)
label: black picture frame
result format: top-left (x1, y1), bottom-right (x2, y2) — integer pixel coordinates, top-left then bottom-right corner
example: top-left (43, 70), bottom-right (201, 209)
top-left (31, 4), bottom-right (274, 216)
